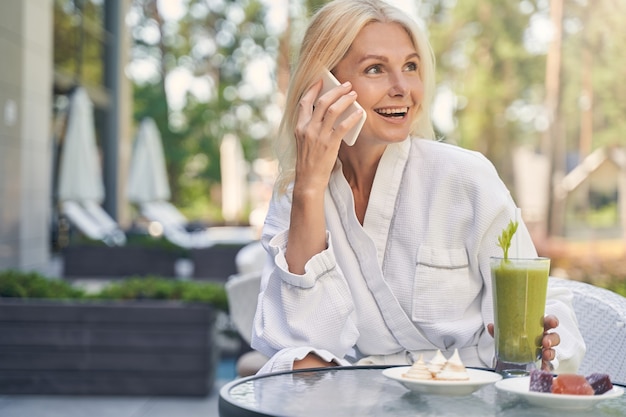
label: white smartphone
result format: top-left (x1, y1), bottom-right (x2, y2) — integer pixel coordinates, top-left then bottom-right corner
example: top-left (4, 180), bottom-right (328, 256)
top-left (319, 69), bottom-right (367, 146)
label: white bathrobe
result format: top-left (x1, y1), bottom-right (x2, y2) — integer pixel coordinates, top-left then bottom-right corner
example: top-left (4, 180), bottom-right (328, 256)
top-left (251, 138), bottom-right (585, 374)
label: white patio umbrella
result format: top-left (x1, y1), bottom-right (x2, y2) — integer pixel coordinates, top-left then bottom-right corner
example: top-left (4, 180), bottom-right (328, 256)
top-left (57, 87), bottom-right (105, 203)
top-left (57, 87), bottom-right (126, 245)
top-left (127, 117), bottom-right (171, 204)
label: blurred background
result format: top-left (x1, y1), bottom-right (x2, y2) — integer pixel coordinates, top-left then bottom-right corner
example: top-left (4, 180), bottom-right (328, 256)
top-left (0, 0), bottom-right (624, 288)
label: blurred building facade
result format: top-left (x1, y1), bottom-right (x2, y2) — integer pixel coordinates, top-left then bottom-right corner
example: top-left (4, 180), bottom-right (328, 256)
top-left (0, 0), bottom-right (131, 272)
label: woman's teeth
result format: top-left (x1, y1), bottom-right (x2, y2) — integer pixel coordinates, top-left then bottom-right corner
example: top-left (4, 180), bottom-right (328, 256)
top-left (375, 107), bottom-right (409, 118)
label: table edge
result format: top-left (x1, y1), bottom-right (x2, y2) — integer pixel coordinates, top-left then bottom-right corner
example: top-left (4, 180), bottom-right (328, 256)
top-left (218, 365), bottom-right (626, 417)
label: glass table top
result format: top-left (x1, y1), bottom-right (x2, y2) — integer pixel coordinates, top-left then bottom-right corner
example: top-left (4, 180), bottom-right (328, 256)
top-left (219, 366), bottom-right (626, 417)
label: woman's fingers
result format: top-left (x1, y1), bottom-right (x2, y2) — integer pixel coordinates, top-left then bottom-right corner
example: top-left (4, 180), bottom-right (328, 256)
top-left (296, 80), bottom-right (359, 142)
top-left (298, 79), bottom-right (323, 121)
top-left (543, 315), bottom-right (559, 332)
top-left (541, 316), bottom-right (561, 371)
top-left (542, 331), bottom-right (560, 349)
top-left (541, 335), bottom-right (558, 371)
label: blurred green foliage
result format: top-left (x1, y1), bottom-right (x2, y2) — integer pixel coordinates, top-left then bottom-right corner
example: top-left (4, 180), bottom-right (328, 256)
top-left (0, 270), bottom-right (85, 300)
top-left (0, 270), bottom-right (228, 312)
top-left (606, 280), bottom-right (626, 299)
top-left (92, 277), bottom-right (228, 311)
top-left (131, 0), bottom-right (277, 223)
top-left (425, 0), bottom-right (626, 188)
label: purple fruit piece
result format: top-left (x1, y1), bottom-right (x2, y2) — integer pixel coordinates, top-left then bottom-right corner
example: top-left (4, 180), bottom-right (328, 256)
top-left (586, 373), bottom-right (613, 395)
top-left (529, 369), bottom-right (554, 393)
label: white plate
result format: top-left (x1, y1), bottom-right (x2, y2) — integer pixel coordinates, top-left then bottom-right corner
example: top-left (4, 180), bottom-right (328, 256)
top-left (495, 376), bottom-right (624, 410)
top-left (383, 367), bottom-right (502, 396)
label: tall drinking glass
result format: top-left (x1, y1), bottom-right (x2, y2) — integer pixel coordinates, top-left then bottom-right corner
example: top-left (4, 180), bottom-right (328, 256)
top-left (490, 257), bottom-right (550, 377)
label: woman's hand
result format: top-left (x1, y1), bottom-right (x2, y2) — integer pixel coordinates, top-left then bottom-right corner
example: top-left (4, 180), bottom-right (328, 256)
top-left (285, 78), bottom-right (364, 274)
top-left (293, 79), bottom-right (363, 194)
top-left (487, 314), bottom-right (561, 372)
top-left (541, 314), bottom-right (561, 371)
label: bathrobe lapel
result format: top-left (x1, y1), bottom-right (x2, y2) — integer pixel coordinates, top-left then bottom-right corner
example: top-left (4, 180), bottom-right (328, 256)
top-left (329, 139), bottom-right (437, 351)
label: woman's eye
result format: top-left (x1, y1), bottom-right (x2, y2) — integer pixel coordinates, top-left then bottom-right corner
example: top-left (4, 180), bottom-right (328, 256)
top-left (404, 62), bottom-right (418, 72)
top-left (365, 65), bottom-right (382, 74)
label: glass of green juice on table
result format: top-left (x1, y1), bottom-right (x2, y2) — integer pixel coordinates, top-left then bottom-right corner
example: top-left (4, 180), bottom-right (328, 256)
top-left (491, 256), bottom-right (550, 377)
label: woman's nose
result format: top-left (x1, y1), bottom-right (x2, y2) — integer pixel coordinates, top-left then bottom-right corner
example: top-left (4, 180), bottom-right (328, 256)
top-left (388, 72), bottom-right (409, 96)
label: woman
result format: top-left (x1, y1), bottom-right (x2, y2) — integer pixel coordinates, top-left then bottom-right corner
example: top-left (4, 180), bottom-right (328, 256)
top-left (251, 0), bottom-right (585, 374)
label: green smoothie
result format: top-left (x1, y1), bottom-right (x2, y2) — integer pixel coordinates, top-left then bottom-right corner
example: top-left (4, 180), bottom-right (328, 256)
top-left (491, 257), bottom-right (549, 365)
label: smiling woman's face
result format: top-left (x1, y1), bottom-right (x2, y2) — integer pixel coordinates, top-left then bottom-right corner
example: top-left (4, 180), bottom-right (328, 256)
top-left (333, 21), bottom-right (424, 145)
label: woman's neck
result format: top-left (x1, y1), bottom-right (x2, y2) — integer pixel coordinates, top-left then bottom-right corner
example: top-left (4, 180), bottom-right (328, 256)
top-left (338, 144), bottom-right (386, 224)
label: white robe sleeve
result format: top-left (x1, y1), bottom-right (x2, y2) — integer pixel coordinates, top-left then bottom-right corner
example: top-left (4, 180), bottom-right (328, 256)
top-left (251, 222), bottom-right (360, 368)
top-left (545, 285), bottom-right (586, 373)
top-left (256, 346), bottom-right (352, 374)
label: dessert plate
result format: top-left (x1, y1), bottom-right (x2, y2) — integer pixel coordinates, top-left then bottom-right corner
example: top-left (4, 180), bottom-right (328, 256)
top-left (383, 367), bottom-right (502, 396)
top-left (495, 376), bottom-right (624, 410)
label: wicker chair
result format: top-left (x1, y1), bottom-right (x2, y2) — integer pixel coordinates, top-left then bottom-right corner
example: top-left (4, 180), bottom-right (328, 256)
top-left (549, 277), bottom-right (626, 385)
top-left (225, 242), bottom-right (269, 377)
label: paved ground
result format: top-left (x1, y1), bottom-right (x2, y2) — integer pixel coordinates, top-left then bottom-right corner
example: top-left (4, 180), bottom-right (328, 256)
top-left (0, 359), bottom-right (237, 417)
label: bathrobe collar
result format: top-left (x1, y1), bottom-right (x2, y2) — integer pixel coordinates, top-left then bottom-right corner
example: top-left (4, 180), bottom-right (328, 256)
top-left (329, 138), bottom-right (438, 351)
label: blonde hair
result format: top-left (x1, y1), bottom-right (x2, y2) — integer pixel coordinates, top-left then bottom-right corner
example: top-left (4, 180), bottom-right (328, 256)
top-left (274, 0), bottom-right (436, 194)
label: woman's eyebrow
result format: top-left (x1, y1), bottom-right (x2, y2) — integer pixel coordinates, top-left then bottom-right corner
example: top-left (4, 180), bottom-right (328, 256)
top-left (357, 52), bottom-right (420, 64)
top-left (358, 54), bottom-right (388, 64)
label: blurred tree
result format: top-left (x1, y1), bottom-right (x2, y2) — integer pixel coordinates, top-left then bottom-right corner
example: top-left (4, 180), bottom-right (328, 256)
top-left (544, 0), bottom-right (626, 236)
top-left (422, 0), bottom-right (625, 238)
top-left (54, 0), bottom-right (106, 88)
top-left (557, 0), bottom-right (626, 158)
top-left (305, 0), bottom-right (328, 14)
top-left (424, 0), bottom-right (541, 190)
top-left (128, 0), bottom-right (279, 222)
